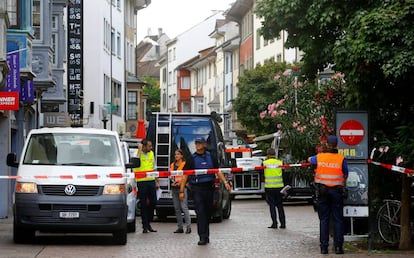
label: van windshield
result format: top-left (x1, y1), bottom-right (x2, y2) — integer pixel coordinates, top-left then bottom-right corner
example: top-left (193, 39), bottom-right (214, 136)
top-left (23, 133), bottom-right (122, 166)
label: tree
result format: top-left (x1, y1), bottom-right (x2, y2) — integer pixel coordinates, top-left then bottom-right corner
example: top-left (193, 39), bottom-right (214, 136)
top-left (255, 0), bottom-right (414, 249)
top-left (234, 61), bottom-right (291, 136)
top-left (141, 76), bottom-right (160, 112)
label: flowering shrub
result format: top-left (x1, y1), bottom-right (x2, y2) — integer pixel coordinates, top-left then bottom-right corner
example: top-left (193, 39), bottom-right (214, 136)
top-left (260, 68), bottom-right (347, 160)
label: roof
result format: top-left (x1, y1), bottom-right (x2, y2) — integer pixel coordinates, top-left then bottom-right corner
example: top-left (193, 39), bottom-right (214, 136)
top-left (31, 127), bottom-right (118, 136)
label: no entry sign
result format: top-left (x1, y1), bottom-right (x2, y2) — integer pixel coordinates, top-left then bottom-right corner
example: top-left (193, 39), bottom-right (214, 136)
top-left (339, 120), bottom-right (365, 146)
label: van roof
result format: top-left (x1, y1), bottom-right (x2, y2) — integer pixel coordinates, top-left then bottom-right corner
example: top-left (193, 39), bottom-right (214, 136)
top-left (29, 127), bottom-right (118, 136)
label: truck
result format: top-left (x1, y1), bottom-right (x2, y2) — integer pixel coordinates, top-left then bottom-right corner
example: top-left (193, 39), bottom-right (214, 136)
top-left (145, 112), bottom-right (232, 222)
top-left (6, 127), bottom-right (139, 244)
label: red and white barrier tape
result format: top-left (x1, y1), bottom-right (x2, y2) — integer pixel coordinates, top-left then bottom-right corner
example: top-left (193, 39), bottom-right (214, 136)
top-left (0, 162), bottom-right (311, 180)
top-left (367, 159), bottom-right (414, 176)
top-left (1, 160), bottom-right (412, 179)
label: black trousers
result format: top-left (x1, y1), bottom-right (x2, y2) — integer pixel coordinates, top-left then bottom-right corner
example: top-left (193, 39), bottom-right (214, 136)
top-left (137, 180), bottom-right (156, 229)
top-left (265, 187), bottom-right (286, 226)
top-left (192, 186), bottom-right (214, 240)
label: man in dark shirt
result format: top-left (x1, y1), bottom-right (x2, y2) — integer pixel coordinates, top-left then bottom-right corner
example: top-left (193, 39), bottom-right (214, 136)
top-left (179, 137), bottom-right (231, 245)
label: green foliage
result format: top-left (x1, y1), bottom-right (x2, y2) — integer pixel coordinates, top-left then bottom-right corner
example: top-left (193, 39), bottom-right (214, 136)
top-left (234, 61), bottom-right (291, 135)
top-left (141, 76), bottom-right (160, 112)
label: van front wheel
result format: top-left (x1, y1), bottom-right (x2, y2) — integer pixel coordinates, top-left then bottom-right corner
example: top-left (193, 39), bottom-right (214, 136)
top-left (13, 222), bottom-right (35, 244)
top-left (113, 228), bottom-right (127, 245)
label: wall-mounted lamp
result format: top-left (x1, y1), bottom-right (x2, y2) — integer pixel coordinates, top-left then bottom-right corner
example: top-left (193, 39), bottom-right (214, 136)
top-left (99, 104), bottom-right (111, 129)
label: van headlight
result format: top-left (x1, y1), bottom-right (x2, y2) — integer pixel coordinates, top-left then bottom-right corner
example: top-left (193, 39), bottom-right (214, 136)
top-left (15, 182), bottom-right (38, 193)
top-left (103, 184), bottom-right (125, 195)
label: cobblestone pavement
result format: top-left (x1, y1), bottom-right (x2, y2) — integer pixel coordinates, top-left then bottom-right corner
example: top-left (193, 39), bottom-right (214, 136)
top-left (1, 196), bottom-right (414, 258)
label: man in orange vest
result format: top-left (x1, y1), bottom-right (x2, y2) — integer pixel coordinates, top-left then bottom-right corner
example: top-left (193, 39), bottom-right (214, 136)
top-left (308, 135), bottom-right (348, 255)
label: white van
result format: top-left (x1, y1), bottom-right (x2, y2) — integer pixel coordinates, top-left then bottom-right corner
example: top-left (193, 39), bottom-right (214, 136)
top-left (7, 127), bottom-right (139, 245)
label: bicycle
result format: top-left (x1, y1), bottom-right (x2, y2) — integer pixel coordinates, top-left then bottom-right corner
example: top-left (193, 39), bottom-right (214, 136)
top-left (377, 199), bottom-right (401, 245)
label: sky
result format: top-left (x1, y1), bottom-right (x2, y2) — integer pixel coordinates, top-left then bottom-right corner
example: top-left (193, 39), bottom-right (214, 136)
top-left (136, 0), bottom-right (235, 42)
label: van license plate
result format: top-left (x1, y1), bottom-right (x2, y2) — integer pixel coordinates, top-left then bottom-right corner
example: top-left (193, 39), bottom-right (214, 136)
top-left (161, 192), bottom-right (172, 199)
top-left (59, 212), bottom-right (79, 218)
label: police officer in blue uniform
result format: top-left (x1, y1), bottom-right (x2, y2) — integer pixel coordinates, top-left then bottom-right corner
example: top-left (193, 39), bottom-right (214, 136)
top-left (179, 137), bottom-right (231, 245)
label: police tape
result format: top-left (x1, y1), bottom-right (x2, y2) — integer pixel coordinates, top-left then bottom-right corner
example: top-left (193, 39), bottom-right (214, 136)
top-left (1, 160), bottom-right (412, 180)
top-left (134, 162), bottom-right (311, 179)
top-left (367, 159), bottom-right (414, 176)
top-left (0, 163), bottom-right (312, 180)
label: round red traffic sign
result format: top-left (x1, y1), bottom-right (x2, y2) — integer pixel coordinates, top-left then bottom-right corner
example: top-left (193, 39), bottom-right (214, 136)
top-left (339, 120), bottom-right (365, 146)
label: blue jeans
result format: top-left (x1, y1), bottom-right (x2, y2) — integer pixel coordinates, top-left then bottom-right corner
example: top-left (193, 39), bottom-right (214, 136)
top-left (317, 185), bottom-right (344, 249)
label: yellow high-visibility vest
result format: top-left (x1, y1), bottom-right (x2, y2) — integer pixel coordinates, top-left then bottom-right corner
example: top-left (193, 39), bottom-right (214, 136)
top-left (263, 158), bottom-right (284, 188)
top-left (134, 151), bottom-right (155, 182)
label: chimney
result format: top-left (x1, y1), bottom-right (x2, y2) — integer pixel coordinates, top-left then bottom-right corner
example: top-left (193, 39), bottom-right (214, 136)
top-left (147, 28), bottom-right (152, 36)
top-left (158, 28), bottom-right (163, 37)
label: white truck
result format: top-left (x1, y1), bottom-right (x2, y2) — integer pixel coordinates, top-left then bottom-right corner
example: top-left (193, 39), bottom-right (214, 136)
top-left (6, 127), bottom-right (139, 244)
top-left (227, 146), bottom-right (266, 199)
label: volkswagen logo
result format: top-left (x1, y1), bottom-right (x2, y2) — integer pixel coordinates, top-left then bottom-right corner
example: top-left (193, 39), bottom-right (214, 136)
top-left (64, 184), bottom-right (77, 196)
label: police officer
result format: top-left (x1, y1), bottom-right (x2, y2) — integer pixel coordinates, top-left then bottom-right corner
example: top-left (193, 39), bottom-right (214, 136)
top-left (308, 135), bottom-right (348, 254)
top-left (263, 148), bottom-right (286, 229)
top-left (134, 139), bottom-right (159, 233)
top-left (179, 137), bottom-right (231, 245)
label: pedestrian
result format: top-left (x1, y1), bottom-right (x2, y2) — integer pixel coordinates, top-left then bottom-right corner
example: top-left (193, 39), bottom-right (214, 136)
top-left (308, 135), bottom-right (348, 254)
top-left (170, 149), bottom-right (192, 234)
top-left (263, 148), bottom-right (286, 229)
top-left (179, 136), bottom-right (231, 245)
top-left (134, 139), bottom-right (159, 233)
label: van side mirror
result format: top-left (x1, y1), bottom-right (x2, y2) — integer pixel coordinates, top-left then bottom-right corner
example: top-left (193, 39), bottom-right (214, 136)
top-left (7, 153), bottom-right (19, 168)
top-left (126, 157), bottom-right (140, 169)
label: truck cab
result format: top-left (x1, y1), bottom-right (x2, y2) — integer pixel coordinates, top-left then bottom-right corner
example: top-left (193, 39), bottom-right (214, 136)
top-left (146, 112), bottom-right (232, 222)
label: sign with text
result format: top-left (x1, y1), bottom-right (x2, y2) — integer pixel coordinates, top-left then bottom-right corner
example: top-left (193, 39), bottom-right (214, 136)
top-left (0, 91), bottom-right (19, 110)
top-left (20, 80), bottom-right (34, 102)
top-left (5, 52), bottom-right (20, 92)
top-left (67, 0), bottom-right (83, 126)
top-left (42, 112), bottom-right (71, 127)
top-left (336, 111), bottom-right (368, 160)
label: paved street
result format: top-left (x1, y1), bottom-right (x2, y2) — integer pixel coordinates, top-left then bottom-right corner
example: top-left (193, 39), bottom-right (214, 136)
top-left (1, 196), bottom-right (414, 258)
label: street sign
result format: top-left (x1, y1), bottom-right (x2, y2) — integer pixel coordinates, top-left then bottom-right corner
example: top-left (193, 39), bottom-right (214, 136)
top-left (339, 119), bottom-right (365, 146)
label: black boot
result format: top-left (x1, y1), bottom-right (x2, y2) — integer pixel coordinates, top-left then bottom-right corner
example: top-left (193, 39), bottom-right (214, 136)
top-left (335, 246), bottom-right (344, 254)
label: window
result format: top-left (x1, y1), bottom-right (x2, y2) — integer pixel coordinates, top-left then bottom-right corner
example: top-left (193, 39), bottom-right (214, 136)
top-left (117, 32), bottom-right (121, 57)
top-left (112, 81), bottom-right (122, 116)
top-left (111, 28), bottom-right (115, 55)
top-left (127, 91), bottom-right (137, 120)
top-left (181, 77), bottom-right (190, 89)
top-left (195, 98), bottom-right (204, 113)
top-left (32, 0), bottom-right (41, 40)
top-left (7, 0), bottom-right (19, 28)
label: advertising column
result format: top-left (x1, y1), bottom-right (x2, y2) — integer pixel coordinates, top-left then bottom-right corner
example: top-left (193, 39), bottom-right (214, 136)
top-left (336, 110), bottom-right (369, 237)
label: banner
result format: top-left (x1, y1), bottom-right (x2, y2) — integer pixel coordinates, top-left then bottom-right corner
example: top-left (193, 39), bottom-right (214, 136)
top-left (20, 80), bottom-right (34, 102)
top-left (0, 91), bottom-right (19, 110)
top-left (5, 52), bottom-right (20, 92)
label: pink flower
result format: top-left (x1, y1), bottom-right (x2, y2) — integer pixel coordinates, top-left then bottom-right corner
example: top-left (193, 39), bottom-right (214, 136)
top-left (396, 156), bottom-right (403, 165)
top-left (282, 70), bottom-right (291, 76)
top-left (260, 111), bottom-right (267, 119)
top-left (274, 75), bottom-right (281, 80)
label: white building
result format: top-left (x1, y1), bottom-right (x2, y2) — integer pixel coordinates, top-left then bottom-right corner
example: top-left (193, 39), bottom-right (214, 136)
top-left (160, 12), bottom-right (224, 112)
